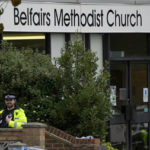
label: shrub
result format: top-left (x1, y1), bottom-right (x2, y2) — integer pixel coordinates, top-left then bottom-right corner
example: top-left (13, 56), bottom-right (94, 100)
top-left (103, 142), bottom-right (119, 150)
top-left (54, 38), bottom-right (111, 140)
top-left (0, 41), bottom-right (60, 122)
top-left (0, 39), bottom-right (111, 140)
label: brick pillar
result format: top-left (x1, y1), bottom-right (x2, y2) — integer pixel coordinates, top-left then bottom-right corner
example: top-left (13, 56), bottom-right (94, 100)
top-left (22, 122), bottom-right (47, 149)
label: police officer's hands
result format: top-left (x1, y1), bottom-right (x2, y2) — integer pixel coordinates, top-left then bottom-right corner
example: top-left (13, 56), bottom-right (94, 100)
top-left (6, 115), bottom-right (12, 123)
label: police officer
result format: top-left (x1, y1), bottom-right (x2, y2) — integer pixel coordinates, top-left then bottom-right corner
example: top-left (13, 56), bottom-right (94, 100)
top-left (0, 94), bottom-right (27, 128)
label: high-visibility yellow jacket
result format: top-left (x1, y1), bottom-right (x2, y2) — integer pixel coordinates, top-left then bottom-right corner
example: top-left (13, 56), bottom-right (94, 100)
top-left (0, 108), bottom-right (27, 129)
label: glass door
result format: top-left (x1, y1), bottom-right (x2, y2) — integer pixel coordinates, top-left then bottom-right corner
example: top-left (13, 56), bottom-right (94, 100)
top-left (110, 62), bottom-right (128, 150)
top-left (131, 63), bottom-right (148, 150)
top-left (110, 61), bottom-right (150, 150)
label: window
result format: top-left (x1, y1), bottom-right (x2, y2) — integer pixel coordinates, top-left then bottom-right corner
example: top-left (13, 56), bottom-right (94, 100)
top-left (110, 34), bottom-right (147, 57)
top-left (3, 33), bottom-right (45, 52)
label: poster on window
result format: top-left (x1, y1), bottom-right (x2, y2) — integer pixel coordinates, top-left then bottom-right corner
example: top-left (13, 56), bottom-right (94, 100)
top-left (110, 86), bottom-right (117, 106)
top-left (143, 88), bottom-right (148, 102)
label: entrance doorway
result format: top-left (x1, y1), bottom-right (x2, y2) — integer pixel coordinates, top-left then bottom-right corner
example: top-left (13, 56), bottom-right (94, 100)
top-left (110, 60), bottom-right (150, 150)
top-left (105, 33), bottom-right (150, 150)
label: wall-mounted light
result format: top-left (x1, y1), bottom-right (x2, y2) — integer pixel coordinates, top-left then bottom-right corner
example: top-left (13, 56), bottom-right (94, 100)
top-left (3, 34), bottom-right (45, 40)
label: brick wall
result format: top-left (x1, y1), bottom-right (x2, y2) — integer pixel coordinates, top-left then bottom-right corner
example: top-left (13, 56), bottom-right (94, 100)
top-left (46, 125), bottom-right (100, 150)
top-left (0, 123), bottom-right (100, 150)
top-left (0, 122), bottom-right (46, 149)
top-left (0, 128), bottom-right (22, 141)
